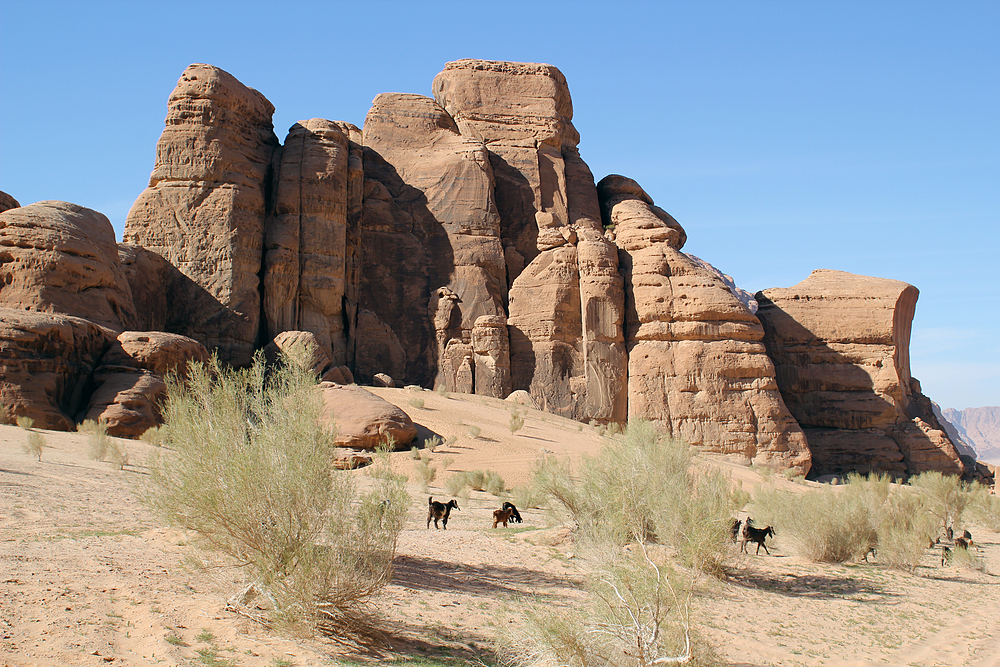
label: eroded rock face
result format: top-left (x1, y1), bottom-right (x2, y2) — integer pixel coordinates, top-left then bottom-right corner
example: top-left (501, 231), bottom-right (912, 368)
top-left (262, 330), bottom-right (332, 376)
top-left (433, 60), bottom-right (626, 421)
top-left (757, 270), bottom-right (964, 476)
top-left (599, 175), bottom-right (811, 473)
top-left (123, 64), bottom-right (278, 365)
top-left (0, 191), bottom-right (19, 213)
top-left (264, 119), bottom-right (356, 365)
top-left (83, 371), bottom-right (167, 438)
top-left (0, 309), bottom-right (113, 430)
top-left (319, 383), bottom-right (416, 449)
top-left (112, 331), bottom-right (209, 379)
top-left (0, 202), bottom-right (136, 331)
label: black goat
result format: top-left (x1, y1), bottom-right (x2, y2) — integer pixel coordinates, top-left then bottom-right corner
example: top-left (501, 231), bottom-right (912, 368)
top-left (731, 517), bottom-right (753, 543)
top-left (427, 496), bottom-right (459, 529)
top-left (502, 502), bottom-right (523, 523)
top-left (740, 524), bottom-right (775, 555)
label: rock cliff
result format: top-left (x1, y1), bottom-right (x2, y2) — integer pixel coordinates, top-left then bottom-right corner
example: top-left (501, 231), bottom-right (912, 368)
top-left (757, 270), bottom-right (965, 477)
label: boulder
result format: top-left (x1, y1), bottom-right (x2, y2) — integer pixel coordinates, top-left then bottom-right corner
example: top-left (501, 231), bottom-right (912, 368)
top-left (123, 64), bottom-right (279, 365)
top-left (599, 175), bottom-right (811, 473)
top-left (82, 370), bottom-right (167, 438)
top-left (0, 202), bottom-right (136, 331)
top-left (757, 270), bottom-right (964, 477)
top-left (264, 119), bottom-right (356, 364)
top-left (505, 389), bottom-right (537, 409)
top-left (262, 330), bottom-right (332, 376)
top-left (109, 331), bottom-right (209, 379)
top-left (321, 365), bottom-right (354, 385)
top-left (0, 309), bottom-right (114, 430)
top-left (372, 373), bottom-right (395, 388)
top-left (0, 191), bottom-right (19, 213)
top-left (319, 383), bottom-right (416, 449)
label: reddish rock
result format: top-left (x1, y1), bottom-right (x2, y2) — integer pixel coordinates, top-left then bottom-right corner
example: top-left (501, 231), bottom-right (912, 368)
top-left (319, 383), bottom-right (416, 449)
top-left (599, 175), bottom-right (810, 473)
top-left (262, 330), bottom-right (332, 376)
top-left (117, 244), bottom-right (173, 333)
top-left (0, 191), bottom-right (19, 213)
top-left (123, 64), bottom-right (278, 365)
top-left (112, 331), bottom-right (209, 379)
top-left (82, 371), bottom-right (167, 438)
top-left (321, 365), bottom-right (354, 385)
top-left (0, 309), bottom-right (114, 430)
top-left (757, 270), bottom-right (964, 477)
top-left (0, 202), bottom-right (136, 331)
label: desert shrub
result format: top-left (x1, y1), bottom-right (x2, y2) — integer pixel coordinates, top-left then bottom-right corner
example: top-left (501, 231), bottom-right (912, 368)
top-left (424, 435), bottom-right (442, 453)
top-left (441, 456), bottom-right (454, 471)
top-left (435, 385), bottom-right (449, 398)
top-left (15, 415), bottom-right (34, 430)
top-left (951, 542), bottom-right (989, 573)
top-left (465, 424), bottom-right (481, 439)
top-left (969, 488), bottom-right (1000, 531)
top-left (876, 489), bottom-right (937, 572)
top-left (443, 469), bottom-right (507, 497)
top-left (909, 471), bottom-right (976, 532)
top-left (510, 484), bottom-right (547, 510)
top-left (139, 425), bottom-right (167, 447)
top-left (407, 396), bottom-right (425, 409)
top-left (146, 353), bottom-right (409, 633)
top-left (413, 454), bottom-right (437, 491)
top-left (22, 430), bottom-right (45, 461)
top-left (507, 420), bottom-right (730, 666)
top-left (445, 434), bottom-right (458, 448)
top-left (81, 419), bottom-right (128, 469)
top-left (508, 409), bottom-right (525, 434)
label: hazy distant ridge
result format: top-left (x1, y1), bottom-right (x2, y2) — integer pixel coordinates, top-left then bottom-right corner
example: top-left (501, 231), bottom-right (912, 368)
top-left (940, 406), bottom-right (1000, 463)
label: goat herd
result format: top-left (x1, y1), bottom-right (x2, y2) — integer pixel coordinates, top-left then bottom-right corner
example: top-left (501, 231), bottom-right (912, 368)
top-left (427, 497), bottom-right (523, 530)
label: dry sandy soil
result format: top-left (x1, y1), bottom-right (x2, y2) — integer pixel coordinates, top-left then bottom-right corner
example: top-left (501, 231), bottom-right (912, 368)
top-left (2, 388), bottom-right (999, 666)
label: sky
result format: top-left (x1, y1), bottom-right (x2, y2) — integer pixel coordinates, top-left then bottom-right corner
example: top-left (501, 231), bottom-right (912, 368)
top-left (1, 1), bottom-right (997, 409)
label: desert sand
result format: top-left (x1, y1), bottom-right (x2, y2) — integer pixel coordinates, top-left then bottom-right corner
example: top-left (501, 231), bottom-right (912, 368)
top-left (2, 388), bottom-right (999, 666)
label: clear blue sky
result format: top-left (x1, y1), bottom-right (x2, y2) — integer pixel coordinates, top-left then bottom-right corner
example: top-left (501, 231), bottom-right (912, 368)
top-left (2, 1), bottom-right (997, 409)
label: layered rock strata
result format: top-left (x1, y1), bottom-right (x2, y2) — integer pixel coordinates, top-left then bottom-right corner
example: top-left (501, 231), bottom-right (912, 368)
top-left (598, 176), bottom-right (810, 472)
top-left (433, 60), bottom-right (626, 421)
top-left (0, 202), bottom-right (136, 331)
top-left (123, 64), bottom-right (278, 365)
top-left (756, 270), bottom-right (964, 476)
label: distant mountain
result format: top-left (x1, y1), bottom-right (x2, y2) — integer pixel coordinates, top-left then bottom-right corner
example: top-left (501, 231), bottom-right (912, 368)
top-left (939, 406), bottom-right (1000, 463)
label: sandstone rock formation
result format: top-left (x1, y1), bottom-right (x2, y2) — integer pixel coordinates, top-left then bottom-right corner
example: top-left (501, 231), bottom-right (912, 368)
top-left (599, 176), bottom-right (811, 472)
top-left (117, 244), bottom-right (173, 333)
top-left (319, 383), bottom-right (416, 449)
top-left (0, 191), bottom-right (19, 213)
top-left (123, 64), bottom-right (279, 365)
top-left (0, 309), bottom-right (113, 430)
top-left (433, 60), bottom-right (627, 422)
top-left (757, 270), bottom-right (964, 477)
top-left (941, 405), bottom-right (1000, 463)
top-left (264, 119), bottom-right (359, 365)
top-left (262, 330), bottom-right (332, 376)
top-left (0, 202), bottom-right (136, 331)
top-left (112, 331), bottom-right (209, 379)
top-left (83, 371), bottom-right (167, 438)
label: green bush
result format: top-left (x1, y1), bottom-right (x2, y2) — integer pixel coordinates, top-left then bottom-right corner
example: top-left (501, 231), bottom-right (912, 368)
top-left (146, 353), bottom-right (409, 633)
top-left (909, 471), bottom-right (976, 532)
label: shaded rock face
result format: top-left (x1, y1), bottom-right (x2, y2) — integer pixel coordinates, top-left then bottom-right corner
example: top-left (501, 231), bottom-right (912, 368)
top-left (942, 406), bottom-right (1000, 463)
top-left (123, 64), bottom-right (279, 366)
top-left (433, 60), bottom-right (627, 421)
top-left (83, 371), bottom-right (167, 438)
top-left (0, 191), bottom-right (19, 213)
top-left (0, 309), bottom-right (113, 430)
top-left (264, 119), bottom-right (358, 365)
top-left (599, 176), bottom-right (811, 473)
top-left (0, 202), bottom-right (136, 331)
top-left (757, 270), bottom-right (964, 477)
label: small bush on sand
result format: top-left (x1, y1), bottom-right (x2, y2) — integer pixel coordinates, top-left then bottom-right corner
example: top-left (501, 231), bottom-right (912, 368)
top-left (15, 415), bottom-right (34, 430)
top-left (146, 352), bottom-right (409, 634)
top-left (407, 396), bottom-right (425, 409)
top-left (507, 420), bottom-right (730, 666)
top-left (413, 455), bottom-right (437, 491)
top-left (970, 490), bottom-right (1000, 531)
top-left (444, 469), bottom-right (507, 497)
top-left (22, 430), bottom-right (46, 461)
top-left (909, 471), bottom-right (977, 533)
top-left (510, 484), bottom-right (547, 510)
top-left (508, 408), bottom-right (525, 434)
top-left (465, 424), bottom-right (481, 439)
top-left (139, 425), bottom-right (167, 447)
top-left (81, 419), bottom-right (128, 469)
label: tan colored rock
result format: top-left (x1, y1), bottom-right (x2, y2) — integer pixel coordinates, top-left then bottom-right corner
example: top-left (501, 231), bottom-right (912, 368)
top-left (472, 315), bottom-right (511, 398)
top-left (0, 202), bottom-right (136, 331)
top-left (0, 309), bottom-right (114, 430)
top-left (757, 269), bottom-right (964, 476)
top-left (264, 119), bottom-right (354, 364)
top-left (505, 389), bottom-right (537, 408)
top-left (83, 371), bottom-right (167, 438)
top-left (599, 175), bottom-right (810, 473)
top-left (113, 331), bottom-right (209, 379)
top-left (262, 330), bottom-right (332, 376)
top-left (0, 191), bottom-right (19, 213)
top-left (359, 93), bottom-right (507, 390)
top-left (321, 365), bottom-right (354, 385)
top-left (123, 64), bottom-right (278, 365)
top-left (117, 244), bottom-right (173, 332)
top-left (319, 383), bottom-right (416, 449)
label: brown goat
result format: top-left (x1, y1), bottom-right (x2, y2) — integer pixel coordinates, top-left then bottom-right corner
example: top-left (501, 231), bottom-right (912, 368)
top-left (493, 507), bottom-right (515, 528)
top-left (427, 496), bottom-right (459, 529)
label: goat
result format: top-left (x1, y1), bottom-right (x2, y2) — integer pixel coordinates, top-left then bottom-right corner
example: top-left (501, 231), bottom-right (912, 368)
top-left (740, 524), bottom-right (775, 555)
top-left (493, 507), bottom-right (515, 528)
top-left (731, 517), bottom-right (753, 543)
top-left (502, 502), bottom-right (523, 523)
top-left (427, 496), bottom-right (459, 529)
top-left (962, 529), bottom-right (973, 541)
top-left (955, 536), bottom-right (972, 550)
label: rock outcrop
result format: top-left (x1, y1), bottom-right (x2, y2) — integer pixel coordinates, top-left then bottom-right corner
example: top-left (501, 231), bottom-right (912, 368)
top-left (83, 371), bottom-right (167, 438)
top-left (433, 60), bottom-right (627, 422)
top-left (319, 383), bottom-right (417, 449)
top-left (0, 191), bottom-right (19, 213)
top-left (123, 64), bottom-right (279, 365)
top-left (111, 331), bottom-right (209, 379)
top-left (0, 309), bottom-right (113, 430)
top-left (940, 406), bottom-right (1000, 463)
top-left (757, 270), bottom-right (964, 477)
top-left (0, 202), bottom-right (136, 331)
top-left (599, 176), bottom-right (811, 472)
top-left (262, 330), bottom-right (333, 376)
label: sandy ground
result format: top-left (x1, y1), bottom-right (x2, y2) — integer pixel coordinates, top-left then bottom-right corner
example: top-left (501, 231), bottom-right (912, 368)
top-left (2, 387), bottom-right (999, 666)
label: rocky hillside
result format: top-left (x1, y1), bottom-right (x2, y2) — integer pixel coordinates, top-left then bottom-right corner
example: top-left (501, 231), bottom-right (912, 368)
top-left (941, 406), bottom-right (1000, 463)
top-left (0, 59), bottom-right (989, 483)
